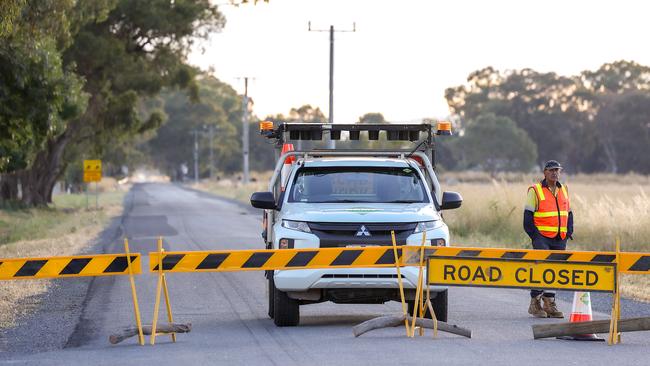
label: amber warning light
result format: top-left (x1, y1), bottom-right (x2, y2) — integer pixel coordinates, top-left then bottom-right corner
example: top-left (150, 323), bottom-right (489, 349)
top-left (436, 121), bottom-right (452, 136)
top-left (260, 121), bottom-right (274, 131)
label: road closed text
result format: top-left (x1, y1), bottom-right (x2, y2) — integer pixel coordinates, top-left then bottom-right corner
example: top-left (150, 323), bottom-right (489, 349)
top-left (428, 257), bottom-right (615, 292)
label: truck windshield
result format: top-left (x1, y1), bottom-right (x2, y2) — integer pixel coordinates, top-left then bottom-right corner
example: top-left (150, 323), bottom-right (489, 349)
top-left (288, 166), bottom-right (430, 203)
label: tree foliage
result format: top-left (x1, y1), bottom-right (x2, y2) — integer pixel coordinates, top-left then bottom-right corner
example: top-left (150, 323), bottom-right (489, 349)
top-left (0, 0), bottom-right (225, 205)
top-left (145, 76), bottom-right (246, 178)
top-left (594, 92), bottom-right (650, 173)
top-left (358, 112), bottom-right (386, 124)
top-left (452, 114), bottom-right (537, 173)
top-left (287, 104), bottom-right (326, 123)
top-left (445, 61), bottom-right (650, 173)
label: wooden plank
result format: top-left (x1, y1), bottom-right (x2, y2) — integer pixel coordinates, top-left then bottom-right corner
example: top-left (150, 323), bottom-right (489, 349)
top-left (532, 317), bottom-right (650, 339)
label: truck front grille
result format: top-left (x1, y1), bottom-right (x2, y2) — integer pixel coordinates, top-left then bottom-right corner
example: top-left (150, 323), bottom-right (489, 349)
top-left (307, 222), bottom-right (417, 247)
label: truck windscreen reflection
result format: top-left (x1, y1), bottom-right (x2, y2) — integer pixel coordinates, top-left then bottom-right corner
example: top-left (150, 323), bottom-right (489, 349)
top-left (288, 166), bottom-right (430, 204)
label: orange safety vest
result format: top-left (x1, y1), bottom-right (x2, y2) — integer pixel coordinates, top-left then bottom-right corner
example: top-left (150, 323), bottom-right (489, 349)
top-left (529, 182), bottom-right (570, 240)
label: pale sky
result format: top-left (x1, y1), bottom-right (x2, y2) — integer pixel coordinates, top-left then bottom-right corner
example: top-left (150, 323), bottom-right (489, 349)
top-left (189, 0), bottom-right (650, 123)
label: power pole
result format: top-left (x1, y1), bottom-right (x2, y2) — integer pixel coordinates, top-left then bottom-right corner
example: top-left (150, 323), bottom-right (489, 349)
top-left (242, 77), bottom-right (250, 184)
top-left (193, 129), bottom-right (199, 184)
top-left (308, 22), bottom-right (356, 149)
top-left (208, 125), bottom-right (215, 179)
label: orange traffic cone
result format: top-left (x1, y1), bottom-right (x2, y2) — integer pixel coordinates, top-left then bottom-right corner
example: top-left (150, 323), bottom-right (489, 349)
top-left (280, 143), bottom-right (295, 191)
top-left (557, 291), bottom-right (604, 341)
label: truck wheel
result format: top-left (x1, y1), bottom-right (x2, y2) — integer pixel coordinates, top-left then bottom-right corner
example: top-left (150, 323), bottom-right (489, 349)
top-left (273, 286), bottom-right (300, 326)
top-left (431, 289), bottom-right (448, 322)
top-left (268, 277), bottom-right (275, 319)
top-left (407, 289), bottom-right (448, 322)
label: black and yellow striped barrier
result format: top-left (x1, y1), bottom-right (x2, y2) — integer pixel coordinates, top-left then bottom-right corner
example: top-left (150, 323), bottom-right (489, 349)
top-left (0, 253), bottom-right (141, 280)
top-left (149, 246), bottom-right (404, 273)
top-left (148, 245), bottom-right (650, 274)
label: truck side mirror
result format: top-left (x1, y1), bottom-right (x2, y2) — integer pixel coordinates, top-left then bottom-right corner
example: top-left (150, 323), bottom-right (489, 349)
top-left (441, 191), bottom-right (462, 210)
top-left (250, 191), bottom-right (277, 210)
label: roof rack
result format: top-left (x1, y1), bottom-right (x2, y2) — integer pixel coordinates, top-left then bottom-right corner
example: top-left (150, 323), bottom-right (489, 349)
top-left (258, 121), bottom-right (452, 170)
top-left (260, 122), bottom-right (448, 142)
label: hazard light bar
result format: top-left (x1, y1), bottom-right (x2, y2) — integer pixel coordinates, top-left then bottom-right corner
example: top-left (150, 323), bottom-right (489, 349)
top-left (259, 122), bottom-right (452, 141)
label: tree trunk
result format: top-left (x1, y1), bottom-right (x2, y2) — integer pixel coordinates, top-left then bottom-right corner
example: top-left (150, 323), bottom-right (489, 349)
top-left (20, 129), bottom-right (73, 206)
top-left (601, 138), bottom-right (618, 174)
top-left (0, 172), bottom-right (20, 203)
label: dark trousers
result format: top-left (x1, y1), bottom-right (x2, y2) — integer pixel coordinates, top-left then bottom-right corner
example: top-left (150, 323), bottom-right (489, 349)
top-left (530, 234), bottom-right (567, 298)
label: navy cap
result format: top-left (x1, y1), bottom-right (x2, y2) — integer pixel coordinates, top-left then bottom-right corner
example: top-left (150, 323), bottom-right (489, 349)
top-left (544, 160), bottom-right (563, 170)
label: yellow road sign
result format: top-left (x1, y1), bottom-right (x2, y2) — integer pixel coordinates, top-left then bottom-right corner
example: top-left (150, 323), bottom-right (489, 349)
top-left (83, 159), bottom-right (102, 182)
top-left (0, 253), bottom-right (141, 280)
top-left (427, 256), bottom-right (616, 292)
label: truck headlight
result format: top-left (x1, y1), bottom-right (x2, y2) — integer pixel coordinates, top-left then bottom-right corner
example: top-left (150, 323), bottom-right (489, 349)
top-left (281, 220), bottom-right (311, 233)
top-left (413, 220), bottom-right (442, 233)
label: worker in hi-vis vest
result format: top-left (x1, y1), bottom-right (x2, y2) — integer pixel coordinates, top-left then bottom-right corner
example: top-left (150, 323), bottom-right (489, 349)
top-left (523, 160), bottom-right (573, 318)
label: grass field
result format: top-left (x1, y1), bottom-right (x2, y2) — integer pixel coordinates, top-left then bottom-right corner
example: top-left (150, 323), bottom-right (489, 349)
top-left (0, 179), bottom-right (127, 328)
top-left (443, 175), bottom-right (650, 252)
top-left (195, 171), bottom-right (650, 302)
top-left (0, 191), bottom-right (125, 247)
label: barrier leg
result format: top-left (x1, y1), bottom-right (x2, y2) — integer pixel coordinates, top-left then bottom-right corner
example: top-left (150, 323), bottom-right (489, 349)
top-left (418, 283), bottom-right (425, 337)
top-left (124, 239), bottom-right (144, 346)
top-left (418, 233), bottom-right (427, 337)
top-left (410, 232), bottom-right (426, 337)
top-left (410, 271), bottom-right (422, 337)
top-left (616, 239), bottom-right (621, 344)
top-left (391, 231), bottom-right (410, 337)
top-left (151, 237), bottom-right (164, 345)
top-left (161, 261), bottom-right (176, 343)
top-left (609, 238), bottom-right (622, 345)
top-left (426, 297), bottom-right (438, 338)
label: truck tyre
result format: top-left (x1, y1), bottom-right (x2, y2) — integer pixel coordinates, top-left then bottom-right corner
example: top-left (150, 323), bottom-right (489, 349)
top-left (407, 289), bottom-right (447, 322)
top-left (431, 289), bottom-right (448, 322)
top-left (268, 277), bottom-right (275, 319)
top-left (273, 286), bottom-right (300, 326)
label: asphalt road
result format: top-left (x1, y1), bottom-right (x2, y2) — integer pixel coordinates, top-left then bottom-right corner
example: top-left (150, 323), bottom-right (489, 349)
top-left (2, 183), bottom-right (650, 365)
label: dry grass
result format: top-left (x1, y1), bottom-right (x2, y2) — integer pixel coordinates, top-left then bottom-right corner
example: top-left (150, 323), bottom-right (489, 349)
top-left (0, 181), bottom-right (126, 328)
top-left (443, 179), bottom-right (650, 252)
top-left (193, 171), bottom-right (272, 202)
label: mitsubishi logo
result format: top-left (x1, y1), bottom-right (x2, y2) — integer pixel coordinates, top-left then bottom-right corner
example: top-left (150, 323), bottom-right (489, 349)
top-left (355, 225), bottom-right (372, 237)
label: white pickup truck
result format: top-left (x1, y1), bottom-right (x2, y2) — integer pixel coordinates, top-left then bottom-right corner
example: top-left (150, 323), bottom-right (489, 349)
top-left (250, 122), bottom-right (462, 326)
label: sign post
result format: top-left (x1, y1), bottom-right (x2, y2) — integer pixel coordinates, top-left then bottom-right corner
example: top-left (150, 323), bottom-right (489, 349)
top-left (83, 160), bottom-right (102, 209)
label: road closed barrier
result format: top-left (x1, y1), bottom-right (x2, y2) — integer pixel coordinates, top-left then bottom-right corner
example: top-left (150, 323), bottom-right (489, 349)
top-left (427, 256), bottom-right (616, 293)
top-left (424, 240), bottom-right (632, 345)
top-left (0, 240), bottom-right (145, 346)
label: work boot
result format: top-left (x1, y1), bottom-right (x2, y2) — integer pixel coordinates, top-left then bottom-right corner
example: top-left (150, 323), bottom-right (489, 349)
top-left (528, 295), bottom-right (548, 318)
top-left (542, 296), bottom-right (564, 318)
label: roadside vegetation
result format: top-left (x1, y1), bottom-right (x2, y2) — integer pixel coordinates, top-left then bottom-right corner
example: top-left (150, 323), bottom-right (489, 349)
top-left (0, 179), bottom-right (126, 328)
top-left (194, 171), bottom-right (650, 302)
